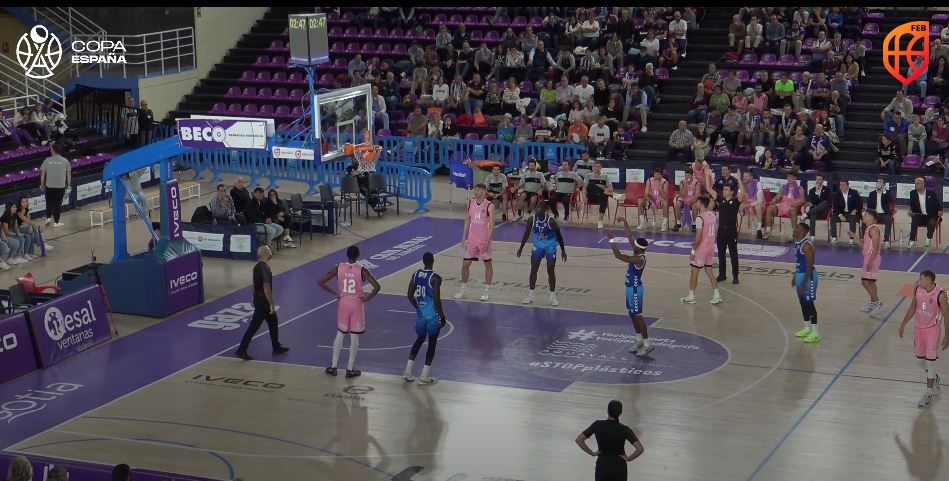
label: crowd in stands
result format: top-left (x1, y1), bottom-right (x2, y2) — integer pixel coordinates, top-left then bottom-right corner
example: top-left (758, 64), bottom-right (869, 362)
top-left (0, 100), bottom-right (68, 150)
top-left (333, 7), bottom-right (707, 160)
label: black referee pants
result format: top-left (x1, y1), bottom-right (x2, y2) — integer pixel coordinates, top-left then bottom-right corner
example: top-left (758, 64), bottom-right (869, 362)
top-left (237, 300), bottom-right (280, 353)
top-left (717, 226), bottom-right (739, 279)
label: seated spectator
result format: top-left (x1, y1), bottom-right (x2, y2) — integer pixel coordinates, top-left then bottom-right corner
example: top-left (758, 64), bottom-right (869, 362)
top-left (881, 90), bottom-right (914, 123)
top-left (903, 55), bottom-right (929, 98)
top-left (409, 62), bottom-right (429, 97)
top-left (500, 77), bottom-right (522, 116)
top-left (907, 177), bottom-right (941, 248)
top-left (497, 114), bottom-right (515, 142)
top-left (727, 14), bottom-right (746, 54)
top-left (638, 31), bottom-right (660, 68)
top-left (474, 43), bottom-right (494, 78)
top-left (447, 75), bottom-right (467, 114)
top-left (244, 187), bottom-right (284, 246)
top-left (431, 77), bottom-right (449, 109)
top-left (772, 72), bottom-right (794, 109)
top-left (756, 148), bottom-right (778, 170)
top-left (483, 82), bottom-right (503, 116)
top-left (514, 114), bottom-right (534, 142)
top-left (265, 190), bottom-right (294, 247)
top-left (755, 108), bottom-right (777, 149)
top-left (791, 110), bottom-right (814, 137)
top-left (842, 54), bottom-right (860, 83)
top-left (602, 97), bottom-right (622, 131)
top-left (592, 78), bottom-right (611, 110)
top-left (764, 14), bottom-right (785, 54)
top-left (930, 116), bottom-right (949, 162)
top-left (605, 33), bottom-right (625, 71)
top-left (750, 83), bottom-right (769, 112)
top-left (211, 183), bottom-right (242, 224)
top-left (692, 122), bottom-right (712, 161)
top-left (866, 177), bottom-right (894, 246)
top-left (624, 84), bottom-right (649, 132)
top-left (580, 98), bottom-right (600, 125)
top-left (407, 106), bottom-right (428, 136)
top-left (787, 126), bottom-right (810, 167)
top-left (810, 73), bottom-right (831, 110)
top-left (687, 82), bottom-right (710, 125)
top-left (907, 114), bottom-right (928, 159)
top-left (426, 111), bottom-right (444, 139)
top-left (526, 40), bottom-right (551, 81)
top-left (567, 120), bottom-right (589, 145)
top-left (732, 90), bottom-right (749, 112)
top-left (931, 57), bottom-right (948, 98)
top-left (502, 46), bottom-right (526, 81)
top-left (0, 110), bottom-right (36, 148)
top-left (745, 16), bottom-right (763, 52)
top-left (29, 103), bottom-right (54, 141)
top-left (807, 123), bottom-right (833, 171)
top-left (721, 105), bottom-right (743, 151)
top-left (15, 196), bottom-right (51, 253)
top-left (14, 107), bottom-right (46, 144)
top-left (553, 48), bottom-right (576, 81)
top-left (668, 120), bottom-right (694, 161)
top-left (579, 12), bottom-right (602, 49)
top-left (883, 110), bottom-right (910, 156)
top-left (229, 176), bottom-right (251, 214)
top-left (668, 10), bottom-right (688, 57)
top-left (441, 115), bottom-right (460, 141)
top-left (659, 42), bottom-right (679, 70)
top-left (607, 122), bottom-right (635, 160)
top-left (701, 63), bottom-right (722, 93)
top-left (573, 75), bottom-right (595, 104)
top-left (709, 84), bottom-right (731, 113)
top-left (830, 71), bottom-right (849, 100)
top-left (638, 63), bottom-right (660, 107)
top-left (370, 85), bottom-right (389, 131)
top-left (587, 115), bottom-right (611, 157)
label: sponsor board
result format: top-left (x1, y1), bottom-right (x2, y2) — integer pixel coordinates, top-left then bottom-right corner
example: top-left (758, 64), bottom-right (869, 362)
top-left (272, 146), bottom-right (316, 160)
top-left (183, 230), bottom-right (225, 251)
top-left (164, 180), bottom-right (183, 240)
top-left (0, 314), bottom-right (37, 385)
top-left (27, 286), bottom-right (112, 368)
top-left (503, 325), bottom-right (729, 384)
top-left (600, 167), bottom-right (620, 184)
top-left (847, 180), bottom-right (879, 197)
top-left (896, 182), bottom-right (915, 200)
top-left (230, 234), bottom-right (252, 253)
top-left (76, 180), bottom-right (103, 201)
top-left (177, 118), bottom-right (269, 150)
top-left (625, 168), bottom-right (645, 183)
top-left (165, 253), bottom-right (202, 314)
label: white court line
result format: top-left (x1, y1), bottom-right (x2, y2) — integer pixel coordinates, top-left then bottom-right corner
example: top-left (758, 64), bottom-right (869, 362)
top-left (907, 251), bottom-right (928, 272)
top-left (387, 309), bottom-right (416, 314)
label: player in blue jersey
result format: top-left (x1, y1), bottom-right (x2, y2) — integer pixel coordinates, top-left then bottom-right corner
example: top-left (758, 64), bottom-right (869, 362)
top-left (609, 221), bottom-right (654, 357)
top-left (792, 222), bottom-right (820, 344)
top-left (517, 201), bottom-right (567, 306)
top-left (404, 252), bottom-right (448, 385)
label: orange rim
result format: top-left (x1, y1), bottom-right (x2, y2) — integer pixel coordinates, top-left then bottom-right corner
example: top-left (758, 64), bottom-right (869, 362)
top-left (346, 143), bottom-right (381, 162)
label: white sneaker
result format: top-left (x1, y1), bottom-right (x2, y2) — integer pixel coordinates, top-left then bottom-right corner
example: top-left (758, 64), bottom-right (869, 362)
top-left (634, 342), bottom-right (655, 358)
top-left (480, 290), bottom-right (490, 301)
top-left (453, 287), bottom-right (466, 299)
top-left (849, 239), bottom-right (855, 247)
top-left (919, 391), bottom-right (934, 407)
top-left (7, 257), bottom-right (24, 265)
top-left (628, 339), bottom-right (643, 353)
top-left (831, 237), bottom-right (838, 246)
top-left (0, 260), bottom-right (9, 270)
top-left (53, 222), bottom-right (65, 227)
top-left (660, 221), bottom-right (667, 232)
top-left (44, 218), bottom-right (52, 226)
top-left (908, 241), bottom-right (916, 248)
top-left (549, 292), bottom-right (559, 306)
top-left (869, 303), bottom-right (885, 318)
top-left (285, 236), bottom-right (294, 243)
top-left (859, 303), bottom-right (875, 313)
top-left (43, 243), bottom-right (53, 250)
top-left (522, 292), bottom-right (535, 304)
top-left (925, 239), bottom-right (931, 248)
top-left (24, 254), bottom-right (36, 261)
top-left (884, 241), bottom-right (890, 249)
top-left (640, 126), bottom-right (647, 133)
top-left (597, 220), bottom-right (604, 229)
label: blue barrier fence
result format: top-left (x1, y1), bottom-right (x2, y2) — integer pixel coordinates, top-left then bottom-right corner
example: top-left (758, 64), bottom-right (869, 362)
top-left (377, 136), bottom-right (587, 171)
top-left (174, 146), bottom-right (433, 214)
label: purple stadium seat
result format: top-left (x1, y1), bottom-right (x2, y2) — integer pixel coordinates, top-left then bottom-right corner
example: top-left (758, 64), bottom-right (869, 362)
top-left (258, 105), bottom-right (275, 117)
top-left (464, 132), bottom-right (480, 141)
top-left (318, 73), bottom-right (335, 88)
top-left (333, 57), bottom-right (348, 69)
top-left (341, 12), bottom-right (354, 24)
top-left (267, 40), bottom-right (285, 52)
top-left (272, 71), bottom-right (287, 84)
top-left (494, 16), bottom-right (510, 27)
top-left (512, 16), bottom-right (527, 27)
top-left (866, 11), bottom-right (885, 21)
top-left (211, 103), bottom-right (227, 114)
top-left (863, 23), bottom-right (880, 36)
top-left (346, 42), bottom-right (359, 53)
top-left (422, 29), bottom-right (435, 40)
top-left (758, 53), bottom-right (777, 66)
top-left (802, 37), bottom-right (815, 52)
top-left (465, 14), bottom-right (480, 26)
top-left (377, 43), bottom-right (392, 55)
top-left (777, 55), bottom-right (795, 66)
top-left (376, 129), bottom-right (392, 137)
top-left (739, 53), bottom-right (758, 66)
top-left (789, 72), bottom-right (803, 83)
top-left (374, 27), bottom-right (388, 39)
top-left (736, 70), bottom-right (750, 83)
top-left (392, 43), bottom-right (408, 55)
top-left (256, 71), bottom-right (271, 82)
top-left (907, 95), bottom-right (921, 110)
top-left (842, 39), bottom-right (854, 50)
top-left (257, 87), bottom-right (273, 99)
top-left (901, 154), bottom-right (923, 169)
top-left (225, 87), bottom-right (241, 98)
top-left (275, 106), bottom-right (291, 118)
top-left (390, 27), bottom-right (404, 38)
top-left (254, 55), bottom-right (270, 66)
top-left (240, 87), bottom-right (257, 98)
top-left (482, 133), bottom-right (498, 141)
top-left (243, 104), bottom-right (258, 116)
top-left (356, 27), bottom-right (372, 40)
top-left (519, 80), bottom-right (534, 94)
top-left (529, 16), bottom-right (543, 28)
top-left (238, 71), bottom-right (255, 83)
top-left (794, 55), bottom-right (810, 68)
top-left (330, 26), bottom-right (343, 37)
top-left (328, 11), bottom-right (340, 24)
top-left (656, 68), bottom-right (669, 80)
top-left (343, 27), bottom-right (357, 39)
top-left (403, 29), bottom-right (419, 41)
top-left (287, 72), bottom-right (303, 84)
top-left (289, 88), bottom-right (305, 100)
top-left (934, 13), bottom-right (949, 22)
top-left (331, 41), bottom-right (345, 53)
top-left (861, 39), bottom-right (873, 52)
top-left (932, 25), bottom-right (945, 37)
top-left (448, 14), bottom-right (463, 26)
top-left (273, 88), bottom-right (288, 100)
top-left (291, 106), bottom-right (305, 117)
top-left (470, 30), bottom-right (484, 42)
top-left (753, 70), bottom-right (768, 82)
top-left (360, 43), bottom-right (374, 54)
top-left (923, 95), bottom-right (941, 108)
top-left (227, 103), bottom-right (242, 114)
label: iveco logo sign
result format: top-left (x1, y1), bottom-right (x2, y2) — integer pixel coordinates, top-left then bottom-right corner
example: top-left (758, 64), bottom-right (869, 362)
top-left (170, 272), bottom-right (198, 289)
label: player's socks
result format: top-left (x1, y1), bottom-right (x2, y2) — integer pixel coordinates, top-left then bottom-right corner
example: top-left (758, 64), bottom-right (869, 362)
top-left (480, 284), bottom-right (490, 301)
top-left (809, 323), bottom-right (819, 335)
top-left (454, 283), bottom-right (467, 299)
top-left (403, 360), bottom-right (415, 381)
top-left (523, 289), bottom-right (535, 304)
top-left (418, 365), bottom-right (437, 384)
top-left (347, 335), bottom-right (360, 371)
top-left (330, 331), bottom-right (345, 369)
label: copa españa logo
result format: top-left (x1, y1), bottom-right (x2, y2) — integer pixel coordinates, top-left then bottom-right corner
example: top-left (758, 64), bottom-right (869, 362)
top-left (16, 25), bottom-right (62, 80)
top-left (883, 21), bottom-right (930, 85)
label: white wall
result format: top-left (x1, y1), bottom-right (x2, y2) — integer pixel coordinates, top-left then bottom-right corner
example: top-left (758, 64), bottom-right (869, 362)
top-left (138, 70), bottom-right (200, 120)
top-left (194, 6), bottom-right (268, 81)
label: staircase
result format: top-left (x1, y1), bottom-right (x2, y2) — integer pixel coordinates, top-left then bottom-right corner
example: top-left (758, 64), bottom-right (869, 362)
top-left (624, 8), bottom-right (734, 163)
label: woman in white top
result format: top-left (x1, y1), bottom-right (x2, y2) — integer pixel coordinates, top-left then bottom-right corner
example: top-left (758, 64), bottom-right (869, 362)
top-left (501, 77), bottom-right (522, 117)
top-left (639, 31), bottom-right (660, 68)
top-left (426, 112), bottom-right (443, 139)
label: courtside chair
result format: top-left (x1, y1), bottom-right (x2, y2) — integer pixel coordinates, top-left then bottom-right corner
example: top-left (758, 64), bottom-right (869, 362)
top-left (612, 182), bottom-right (645, 224)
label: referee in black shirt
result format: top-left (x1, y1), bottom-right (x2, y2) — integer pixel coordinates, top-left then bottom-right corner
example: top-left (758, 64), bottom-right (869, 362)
top-left (706, 171), bottom-right (741, 284)
top-left (576, 400), bottom-right (645, 481)
top-left (236, 245), bottom-right (290, 361)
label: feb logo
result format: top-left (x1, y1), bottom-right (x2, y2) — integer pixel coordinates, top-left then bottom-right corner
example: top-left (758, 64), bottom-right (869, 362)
top-left (16, 25), bottom-right (63, 80)
top-left (883, 21), bottom-right (930, 85)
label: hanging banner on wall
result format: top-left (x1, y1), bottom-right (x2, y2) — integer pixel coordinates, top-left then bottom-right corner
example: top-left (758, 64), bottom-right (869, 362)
top-left (272, 146), bottom-right (316, 160)
top-left (177, 118), bottom-right (268, 150)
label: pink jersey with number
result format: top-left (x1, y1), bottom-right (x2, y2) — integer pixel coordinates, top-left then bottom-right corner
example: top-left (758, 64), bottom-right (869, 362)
top-left (337, 262), bottom-right (364, 299)
top-left (646, 177), bottom-right (665, 202)
top-left (916, 285), bottom-right (944, 329)
top-left (692, 161), bottom-right (708, 183)
top-left (683, 178), bottom-right (700, 198)
top-left (467, 198), bottom-right (491, 244)
top-left (698, 211), bottom-right (717, 247)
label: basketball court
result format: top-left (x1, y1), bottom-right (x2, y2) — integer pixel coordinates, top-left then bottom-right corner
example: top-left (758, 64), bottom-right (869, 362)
top-left (2, 182), bottom-right (948, 481)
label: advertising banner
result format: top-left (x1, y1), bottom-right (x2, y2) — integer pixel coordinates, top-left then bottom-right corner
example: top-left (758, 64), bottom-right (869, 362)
top-left (164, 179), bottom-right (183, 241)
top-left (0, 313), bottom-right (37, 385)
top-left (177, 118), bottom-right (268, 150)
top-left (272, 145), bottom-right (315, 160)
top-left (165, 252), bottom-right (202, 314)
top-left (27, 286), bottom-right (112, 368)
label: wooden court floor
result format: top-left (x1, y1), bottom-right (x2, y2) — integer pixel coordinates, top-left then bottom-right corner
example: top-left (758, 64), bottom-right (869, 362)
top-left (6, 198), bottom-right (949, 481)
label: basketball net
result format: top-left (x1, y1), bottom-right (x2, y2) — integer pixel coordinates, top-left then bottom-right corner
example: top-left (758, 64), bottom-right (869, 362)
top-left (346, 143), bottom-right (381, 173)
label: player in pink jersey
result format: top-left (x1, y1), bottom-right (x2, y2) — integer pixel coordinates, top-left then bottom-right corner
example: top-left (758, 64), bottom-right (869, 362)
top-left (637, 168), bottom-right (670, 231)
top-left (455, 183), bottom-right (496, 301)
top-left (681, 196), bottom-right (722, 305)
top-left (318, 245), bottom-right (381, 379)
top-left (898, 270), bottom-right (949, 407)
top-left (674, 167), bottom-right (701, 231)
top-left (739, 170), bottom-right (764, 235)
top-left (850, 210), bottom-right (884, 317)
top-left (761, 172), bottom-right (804, 240)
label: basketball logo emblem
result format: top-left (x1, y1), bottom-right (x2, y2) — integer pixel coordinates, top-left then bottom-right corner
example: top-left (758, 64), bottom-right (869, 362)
top-left (883, 21), bottom-right (930, 85)
top-left (16, 25), bottom-right (63, 80)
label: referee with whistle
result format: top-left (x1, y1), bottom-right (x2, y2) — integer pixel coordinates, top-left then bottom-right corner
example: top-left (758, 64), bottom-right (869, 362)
top-left (705, 169), bottom-right (742, 284)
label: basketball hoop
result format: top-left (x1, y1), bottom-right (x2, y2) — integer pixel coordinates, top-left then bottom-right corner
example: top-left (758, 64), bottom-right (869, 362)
top-left (345, 143), bottom-right (382, 172)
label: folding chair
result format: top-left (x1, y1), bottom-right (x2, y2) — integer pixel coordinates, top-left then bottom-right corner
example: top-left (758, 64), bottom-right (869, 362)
top-left (612, 182), bottom-right (645, 224)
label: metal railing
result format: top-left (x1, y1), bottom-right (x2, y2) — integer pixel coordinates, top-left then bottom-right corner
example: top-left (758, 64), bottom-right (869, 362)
top-left (71, 28), bottom-right (196, 78)
top-left (32, 6), bottom-right (107, 41)
top-left (0, 55), bottom-right (66, 116)
top-left (375, 136), bottom-right (589, 171)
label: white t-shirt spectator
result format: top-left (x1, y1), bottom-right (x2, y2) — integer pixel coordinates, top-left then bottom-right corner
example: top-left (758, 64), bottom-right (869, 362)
top-left (432, 83), bottom-right (449, 103)
top-left (581, 19), bottom-right (601, 39)
top-left (574, 84), bottom-right (594, 104)
top-left (669, 19), bottom-right (688, 39)
top-left (588, 123), bottom-right (611, 144)
top-left (640, 38), bottom-right (660, 57)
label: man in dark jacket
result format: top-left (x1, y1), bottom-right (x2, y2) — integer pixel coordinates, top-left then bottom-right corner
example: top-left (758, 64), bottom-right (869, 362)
top-left (230, 176), bottom-right (252, 213)
top-left (244, 187), bottom-right (284, 245)
top-left (830, 179), bottom-right (862, 246)
top-left (908, 177), bottom-right (942, 248)
top-left (865, 177), bottom-right (894, 248)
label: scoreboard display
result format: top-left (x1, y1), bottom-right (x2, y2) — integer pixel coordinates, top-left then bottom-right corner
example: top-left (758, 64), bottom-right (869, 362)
top-left (288, 13), bottom-right (329, 66)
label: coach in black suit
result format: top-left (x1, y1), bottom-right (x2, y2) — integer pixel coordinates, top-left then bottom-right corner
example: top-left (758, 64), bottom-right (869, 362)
top-left (908, 177), bottom-right (941, 247)
top-left (865, 177), bottom-right (894, 245)
top-left (830, 179), bottom-right (863, 245)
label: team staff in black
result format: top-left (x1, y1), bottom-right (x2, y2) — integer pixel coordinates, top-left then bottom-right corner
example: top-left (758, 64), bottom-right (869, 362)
top-left (236, 245), bottom-right (290, 361)
top-left (576, 400), bottom-right (645, 481)
top-left (800, 173), bottom-right (830, 241)
top-left (830, 179), bottom-right (863, 247)
top-left (711, 164), bottom-right (739, 198)
top-left (706, 170), bottom-right (742, 284)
